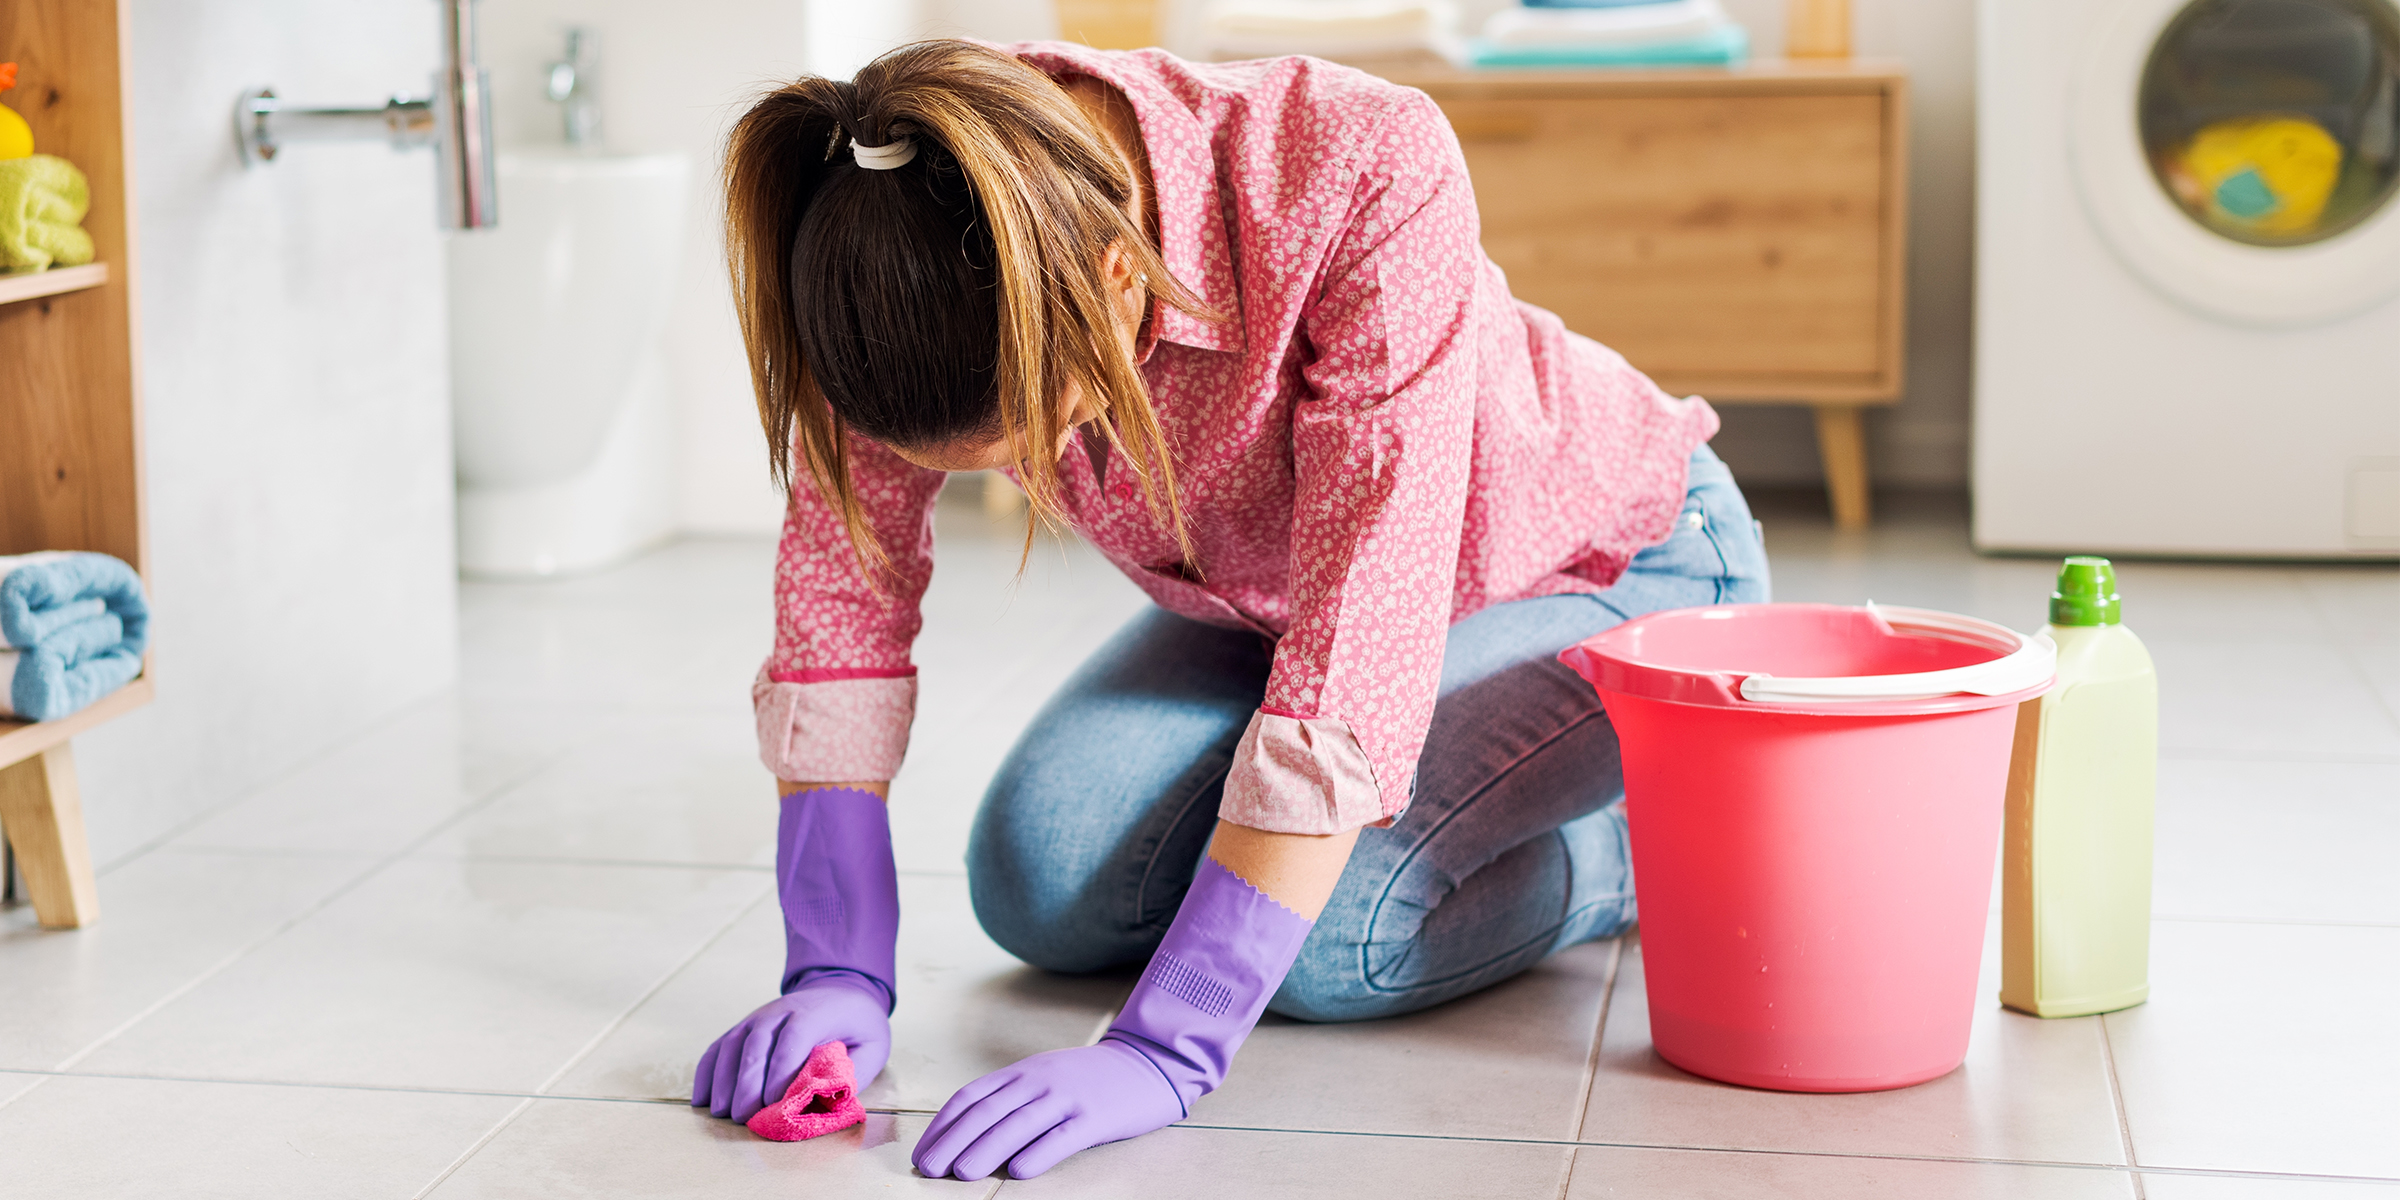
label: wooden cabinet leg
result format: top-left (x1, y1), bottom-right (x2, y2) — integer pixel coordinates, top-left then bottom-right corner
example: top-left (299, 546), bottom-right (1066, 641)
top-left (0, 743), bottom-right (100, 929)
top-left (1813, 403), bottom-right (1873, 530)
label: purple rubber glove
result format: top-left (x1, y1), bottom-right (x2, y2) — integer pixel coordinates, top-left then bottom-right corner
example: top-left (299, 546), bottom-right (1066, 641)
top-left (693, 786), bottom-right (900, 1124)
top-left (912, 858), bottom-right (1313, 1180)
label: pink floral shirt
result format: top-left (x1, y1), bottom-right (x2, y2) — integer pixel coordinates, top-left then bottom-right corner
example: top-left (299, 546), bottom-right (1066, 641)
top-left (757, 43), bottom-right (1719, 835)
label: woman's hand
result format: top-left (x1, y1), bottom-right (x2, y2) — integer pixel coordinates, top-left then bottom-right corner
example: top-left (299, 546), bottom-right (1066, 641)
top-left (692, 975), bottom-right (891, 1123)
top-left (910, 1039), bottom-right (1182, 1180)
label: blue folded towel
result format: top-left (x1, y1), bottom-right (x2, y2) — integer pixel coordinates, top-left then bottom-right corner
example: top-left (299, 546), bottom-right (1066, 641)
top-left (0, 551), bottom-right (148, 652)
top-left (1469, 23), bottom-right (1748, 67)
top-left (0, 551), bottom-right (149, 721)
top-left (1, 613), bottom-right (143, 721)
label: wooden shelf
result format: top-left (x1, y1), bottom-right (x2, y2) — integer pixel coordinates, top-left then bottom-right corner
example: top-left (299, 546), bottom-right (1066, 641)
top-left (0, 262), bottom-right (107, 306)
top-left (0, 676), bottom-right (151, 771)
top-left (0, 0), bottom-right (146, 930)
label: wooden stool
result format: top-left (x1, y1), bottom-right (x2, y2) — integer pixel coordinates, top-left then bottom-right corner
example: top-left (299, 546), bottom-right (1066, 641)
top-left (0, 683), bottom-right (149, 929)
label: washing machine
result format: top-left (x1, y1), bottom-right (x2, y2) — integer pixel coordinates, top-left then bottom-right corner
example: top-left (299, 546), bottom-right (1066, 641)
top-left (1976, 0), bottom-right (2400, 558)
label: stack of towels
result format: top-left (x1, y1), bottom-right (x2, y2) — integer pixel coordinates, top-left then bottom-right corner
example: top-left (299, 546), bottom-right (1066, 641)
top-left (0, 552), bottom-right (147, 722)
top-left (1196, 0), bottom-right (1468, 67)
top-left (1472, 0), bottom-right (1749, 68)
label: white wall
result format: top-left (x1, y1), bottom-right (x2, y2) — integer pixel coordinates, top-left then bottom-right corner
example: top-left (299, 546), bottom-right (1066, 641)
top-left (71, 0), bottom-right (461, 864)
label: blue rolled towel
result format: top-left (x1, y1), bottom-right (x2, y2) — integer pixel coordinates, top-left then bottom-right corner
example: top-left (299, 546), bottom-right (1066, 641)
top-left (0, 551), bottom-right (149, 654)
top-left (1, 612), bottom-right (143, 721)
top-left (0, 552), bottom-right (148, 721)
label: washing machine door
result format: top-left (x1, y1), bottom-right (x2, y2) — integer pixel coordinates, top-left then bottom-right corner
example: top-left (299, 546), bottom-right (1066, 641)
top-left (2071, 0), bottom-right (2400, 327)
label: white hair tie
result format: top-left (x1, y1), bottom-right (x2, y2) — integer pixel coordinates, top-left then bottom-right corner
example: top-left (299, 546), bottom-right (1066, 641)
top-left (852, 136), bottom-right (917, 170)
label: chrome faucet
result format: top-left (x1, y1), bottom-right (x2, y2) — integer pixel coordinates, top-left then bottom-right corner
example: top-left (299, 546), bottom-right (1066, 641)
top-left (233, 0), bottom-right (499, 231)
top-left (547, 28), bottom-right (602, 151)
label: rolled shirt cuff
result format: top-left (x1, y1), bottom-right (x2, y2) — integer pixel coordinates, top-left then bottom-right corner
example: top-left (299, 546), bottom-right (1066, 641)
top-left (753, 667), bottom-right (917, 782)
top-left (1217, 710), bottom-right (1400, 835)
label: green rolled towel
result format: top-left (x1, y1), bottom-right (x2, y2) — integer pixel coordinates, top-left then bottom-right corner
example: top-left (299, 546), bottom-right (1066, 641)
top-left (0, 153), bottom-right (94, 272)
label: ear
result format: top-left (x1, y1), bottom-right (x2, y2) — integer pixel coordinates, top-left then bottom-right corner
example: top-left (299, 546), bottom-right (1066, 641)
top-left (1099, 239), bottom-right (1147, 335)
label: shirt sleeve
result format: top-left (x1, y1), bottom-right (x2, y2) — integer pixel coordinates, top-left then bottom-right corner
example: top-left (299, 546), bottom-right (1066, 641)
top-left (1219, 91), bottom-right (1482, 835)
top-left (754, 434), bottom-right (946, 783)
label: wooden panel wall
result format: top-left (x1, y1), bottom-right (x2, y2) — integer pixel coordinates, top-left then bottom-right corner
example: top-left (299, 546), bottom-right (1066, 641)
top-left (0, 0), bottom-right (145, 574)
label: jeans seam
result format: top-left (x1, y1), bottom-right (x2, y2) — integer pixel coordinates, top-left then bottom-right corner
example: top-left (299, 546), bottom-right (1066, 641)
top-left (1356, 703), bottom-right (1615, 995)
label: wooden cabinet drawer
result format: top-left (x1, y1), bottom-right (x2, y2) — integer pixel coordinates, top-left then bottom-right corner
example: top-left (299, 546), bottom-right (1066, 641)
top-left (1402, 68), bottom-right (1908, 402)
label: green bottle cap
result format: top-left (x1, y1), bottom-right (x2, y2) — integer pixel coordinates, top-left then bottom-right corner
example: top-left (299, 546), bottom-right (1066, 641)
top-left (2049, 556), bottom-right (2121, 626)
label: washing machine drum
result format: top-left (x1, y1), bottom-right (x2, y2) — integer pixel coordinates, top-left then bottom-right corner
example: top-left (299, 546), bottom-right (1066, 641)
top-left (2073, 0), bottom-right (2400, 326)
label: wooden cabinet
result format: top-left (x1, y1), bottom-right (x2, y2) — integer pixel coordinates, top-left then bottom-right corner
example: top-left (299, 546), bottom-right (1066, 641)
top-left (1387, 61), bottom-right (1909, 526)
top-left (0, 0), bottom-right (148, 929)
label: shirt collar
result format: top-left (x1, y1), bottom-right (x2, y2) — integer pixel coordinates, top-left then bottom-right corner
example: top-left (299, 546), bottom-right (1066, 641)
top-left (1007, 42), bottom-right (1243, 355)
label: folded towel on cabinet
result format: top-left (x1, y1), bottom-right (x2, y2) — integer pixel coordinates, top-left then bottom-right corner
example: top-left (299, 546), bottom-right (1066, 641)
top-left (1198, 0), bottom-right (1468, 66)
top-left (1473, 0), bottom-right (1749, 66)
top-left (0, 552), bottom-right (148, 721)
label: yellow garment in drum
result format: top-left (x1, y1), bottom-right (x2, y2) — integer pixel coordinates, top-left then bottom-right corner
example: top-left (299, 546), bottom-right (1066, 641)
top-left (2179, 115), bottom-right (2344, 236)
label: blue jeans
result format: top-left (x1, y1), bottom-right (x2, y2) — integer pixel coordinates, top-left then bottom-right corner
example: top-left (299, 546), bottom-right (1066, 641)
top-left (966, 447), bottom-right (1770, 1022)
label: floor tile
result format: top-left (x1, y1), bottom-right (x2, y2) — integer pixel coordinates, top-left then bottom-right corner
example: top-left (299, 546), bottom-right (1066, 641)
top-left (1187, 939), bottom-right (1617, 1141)
top-left (0, 1074), bottom-right (518, 1199)
top-left (428, 1102), bottom-right (987, 1199)
top-left (2141, 1174), bottom-right (2400, 1198)
top-left (550, 874), bottom-right (1132, 1114)
top-left (1563, 1144), bottom-right (2134, 1199)
top-left (1577, 928), bottom-right (2126, 1166)
top-left (419, 711), bottom-right (780, 868)
top-left (2144, 632), bottom-right (2400, 759)
top-left (995, 1124), bottom-right (1572, 1199)
top-left (163, 697), bottom-right (551, 857)
top-left (0, 850), bottom-right (367, 1070)
top-left (2110, 921), bottom-right (2400, 1179)
top-left (459, 538), bottom-right (778, 712)
top-left (2154, 759), bottom-right (2400, 925)
top-left (74, 857), bottom-right (769, 1093)
top-left (0, 1071), bottom-right (44, 1107)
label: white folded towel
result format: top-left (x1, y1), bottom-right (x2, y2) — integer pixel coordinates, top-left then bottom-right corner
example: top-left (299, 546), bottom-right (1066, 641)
top-left (1200, 0), bottom-right (1466, 63)
top-left (1482, 0), bottom-right (1731, 48)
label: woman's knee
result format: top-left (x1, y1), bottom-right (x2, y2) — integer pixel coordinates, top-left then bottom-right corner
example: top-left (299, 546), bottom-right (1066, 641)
top-left (964, 803), bottom-right (1151, 974)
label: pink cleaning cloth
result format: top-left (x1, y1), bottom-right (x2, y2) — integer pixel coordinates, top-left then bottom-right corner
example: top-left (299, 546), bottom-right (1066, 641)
top-left (745, 1040), bottom-right (867, 1141)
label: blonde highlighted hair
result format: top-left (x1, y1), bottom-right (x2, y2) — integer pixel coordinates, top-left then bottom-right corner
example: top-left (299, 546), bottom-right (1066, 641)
top-left (723, 40), bottom-right (1200, 572)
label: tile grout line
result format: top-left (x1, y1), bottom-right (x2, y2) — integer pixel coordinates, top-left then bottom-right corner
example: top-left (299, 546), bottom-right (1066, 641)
top-left (43, 738), bottom-right (582, 1076)
top-left (1566, 937), bottom-right (1623, 1144)
top-left (415, 882), bottom-right (775, 1198)
top-left (1551, 1145), bottom-right (1582, 1200)
top-left (89, 688), bottom-right (470, 877)
top-left (2096, 1014), bottom-right (2145, 1200)
top-left (532, 886), bottom-right (777, 1098)
top-left (411, 1096), bottom-right (536, 1200)
top-left (13, 1063), bottom-right (2397, 1189)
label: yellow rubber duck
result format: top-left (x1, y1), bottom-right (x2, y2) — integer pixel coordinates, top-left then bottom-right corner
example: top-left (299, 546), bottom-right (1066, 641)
top-left (2177, 114), bottom-right (2343, 237)
top-left (0, 63), bottom-right (33, 160)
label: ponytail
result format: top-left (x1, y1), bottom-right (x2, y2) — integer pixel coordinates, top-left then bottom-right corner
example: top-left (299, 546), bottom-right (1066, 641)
top-left (724, 40), bottom-right (1202, 574)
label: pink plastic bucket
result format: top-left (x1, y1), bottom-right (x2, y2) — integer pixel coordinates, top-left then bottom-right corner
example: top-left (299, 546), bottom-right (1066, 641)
top-left (1559, 604), bottom-right (2054, 1092)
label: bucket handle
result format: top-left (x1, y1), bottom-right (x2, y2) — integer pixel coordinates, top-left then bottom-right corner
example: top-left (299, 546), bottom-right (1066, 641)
top-left (1737, 604), bottom-right (2058, 703)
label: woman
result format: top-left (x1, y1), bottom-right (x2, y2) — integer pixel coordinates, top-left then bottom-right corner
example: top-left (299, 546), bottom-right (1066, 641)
top-left (689, 38), bottom-right (1768, 1181)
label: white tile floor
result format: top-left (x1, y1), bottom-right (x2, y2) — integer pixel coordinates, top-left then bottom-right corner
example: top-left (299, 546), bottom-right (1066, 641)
top-left (4, 486), bottom-right (2395, 1199)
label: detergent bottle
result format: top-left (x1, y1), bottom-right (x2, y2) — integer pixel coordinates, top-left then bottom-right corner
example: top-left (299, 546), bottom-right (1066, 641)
top-left (2000, 557), bottom-right (2157, 1018)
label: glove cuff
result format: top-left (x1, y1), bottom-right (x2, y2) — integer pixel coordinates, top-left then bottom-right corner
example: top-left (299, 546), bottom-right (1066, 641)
top-left (1106, 857), bottom-right (1315, 1114)
top-left (775, 787), bottom-right (901, 1013)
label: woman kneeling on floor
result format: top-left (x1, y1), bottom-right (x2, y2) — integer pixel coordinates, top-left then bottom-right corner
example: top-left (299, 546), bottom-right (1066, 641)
top-left (690, 38), bottom-right (1769, 1180)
